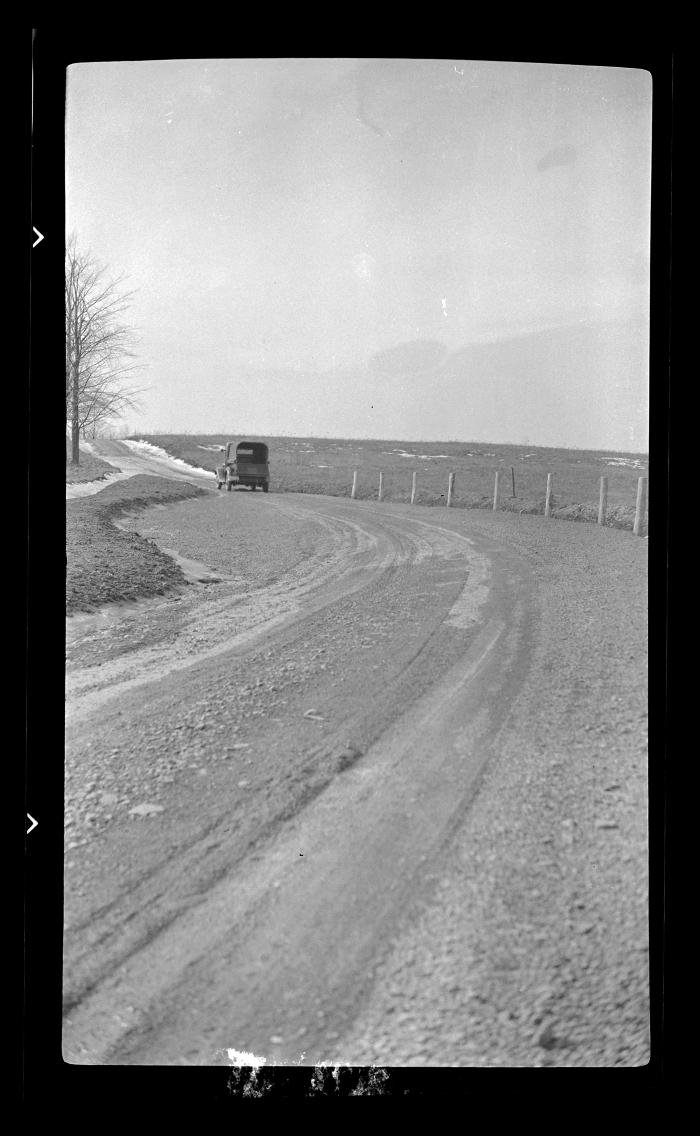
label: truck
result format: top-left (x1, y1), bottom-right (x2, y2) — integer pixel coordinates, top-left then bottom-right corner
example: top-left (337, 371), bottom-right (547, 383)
top-left (216, 440), bottom-right (270, 493)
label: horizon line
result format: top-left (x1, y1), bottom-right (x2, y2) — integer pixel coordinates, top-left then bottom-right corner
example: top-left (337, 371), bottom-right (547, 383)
top-left (123, 431), bottom-right (649, 457)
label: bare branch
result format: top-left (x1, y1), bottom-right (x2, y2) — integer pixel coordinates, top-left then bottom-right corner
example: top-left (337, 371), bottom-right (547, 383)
top-left (66, 237), bottom-right (149, 458)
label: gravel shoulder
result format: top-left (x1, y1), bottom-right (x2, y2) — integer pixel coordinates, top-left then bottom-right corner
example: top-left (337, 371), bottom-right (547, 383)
top-left (341, 510), bottom-right (649, 1067)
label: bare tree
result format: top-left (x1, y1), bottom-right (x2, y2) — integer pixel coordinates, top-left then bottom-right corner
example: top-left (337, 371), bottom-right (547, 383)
top-left (65, 234), bottom-right (147, 464)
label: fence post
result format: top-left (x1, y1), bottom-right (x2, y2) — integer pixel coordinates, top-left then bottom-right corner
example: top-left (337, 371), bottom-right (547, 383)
top-left (378, 471), bottom-right (384, 502)
top-left (493, 470), bottom-right (500, 511)
top-left (411, 471), bottom-right (417, 505)
top-left (446, 471), bottom-right (455, 507)
top-left (598, 476), bottom-right (608, 526)
top-left (351, 470), bottom-right (357, 499)
top-left (544, 473), bottom-right (553, 517)
top-left (633, 476), bottom-right (648, 536)
top-left (511, 466), bottom-right (516, 497)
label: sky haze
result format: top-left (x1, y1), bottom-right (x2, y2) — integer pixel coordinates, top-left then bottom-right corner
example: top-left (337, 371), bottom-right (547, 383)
top-left (66, 58), bottom-right (652, 450)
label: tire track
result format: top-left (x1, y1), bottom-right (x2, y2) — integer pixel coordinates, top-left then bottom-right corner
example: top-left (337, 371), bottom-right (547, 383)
top-left (64, 490), bottom-right (530, 1066)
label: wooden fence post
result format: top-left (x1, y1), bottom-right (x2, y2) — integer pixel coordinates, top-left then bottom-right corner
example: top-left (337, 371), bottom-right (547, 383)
top-left (378, 471), bottom-right (384, 502)
top-left (351, 470), bottom-right (357, 499)
top-left (598, 476), bottom-right (608, 526)
top-left (544, 473), bottom-right (553, 517)
top-left (633, 476), bottom-right (648, 536)
top-left (411, 471), bottom-right (417, 505)
top-left (446, 471), bottom-right (455, 507)
top-left (493, 470), bottom-right (500, 511)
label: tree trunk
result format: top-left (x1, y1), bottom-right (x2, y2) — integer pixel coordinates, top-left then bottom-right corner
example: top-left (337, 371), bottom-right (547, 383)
top-left (71, 359), bottom-right (80, 465)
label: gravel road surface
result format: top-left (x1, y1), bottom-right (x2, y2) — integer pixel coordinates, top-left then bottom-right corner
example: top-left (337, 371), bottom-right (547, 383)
top-left (64, 443), bottom-right (649, 1068)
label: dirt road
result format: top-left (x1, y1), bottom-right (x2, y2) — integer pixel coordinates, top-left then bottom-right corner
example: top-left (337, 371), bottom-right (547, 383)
top-left (64, 444), bottom-right (649, 1067)
top-left (66, 439), bottom-right (215, 499)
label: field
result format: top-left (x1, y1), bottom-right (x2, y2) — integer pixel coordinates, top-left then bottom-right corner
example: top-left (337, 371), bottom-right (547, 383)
top-left (129, 435), bottom-right (649, 532)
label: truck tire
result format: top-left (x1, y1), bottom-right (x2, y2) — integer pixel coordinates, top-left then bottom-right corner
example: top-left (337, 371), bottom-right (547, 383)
top-left (262, 482), bottom-right (269, 493)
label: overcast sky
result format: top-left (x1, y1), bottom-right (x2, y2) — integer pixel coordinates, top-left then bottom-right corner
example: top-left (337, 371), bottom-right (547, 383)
top-left (66, 58), bottom-right (652, 450)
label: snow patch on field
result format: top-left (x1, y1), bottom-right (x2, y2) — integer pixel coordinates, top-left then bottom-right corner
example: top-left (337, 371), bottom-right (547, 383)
top-left (124, 439), bottom-right (216, 477)
top-left (384, 450), bottom-right (452, 460)
top-left (607, 457), bottom-right (647, 470)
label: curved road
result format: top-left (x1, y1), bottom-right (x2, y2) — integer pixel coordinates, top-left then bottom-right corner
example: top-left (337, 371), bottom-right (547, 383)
top-left (64, 442), bottom-right (649, 1067)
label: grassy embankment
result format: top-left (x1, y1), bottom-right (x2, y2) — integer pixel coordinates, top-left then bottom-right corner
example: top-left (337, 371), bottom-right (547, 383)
top-left (65, 441), bottom-right (120, 484)
top-left (132, 434), bottom-right (649, 533)
top-left (66, 476), bottom-right (207, 613)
